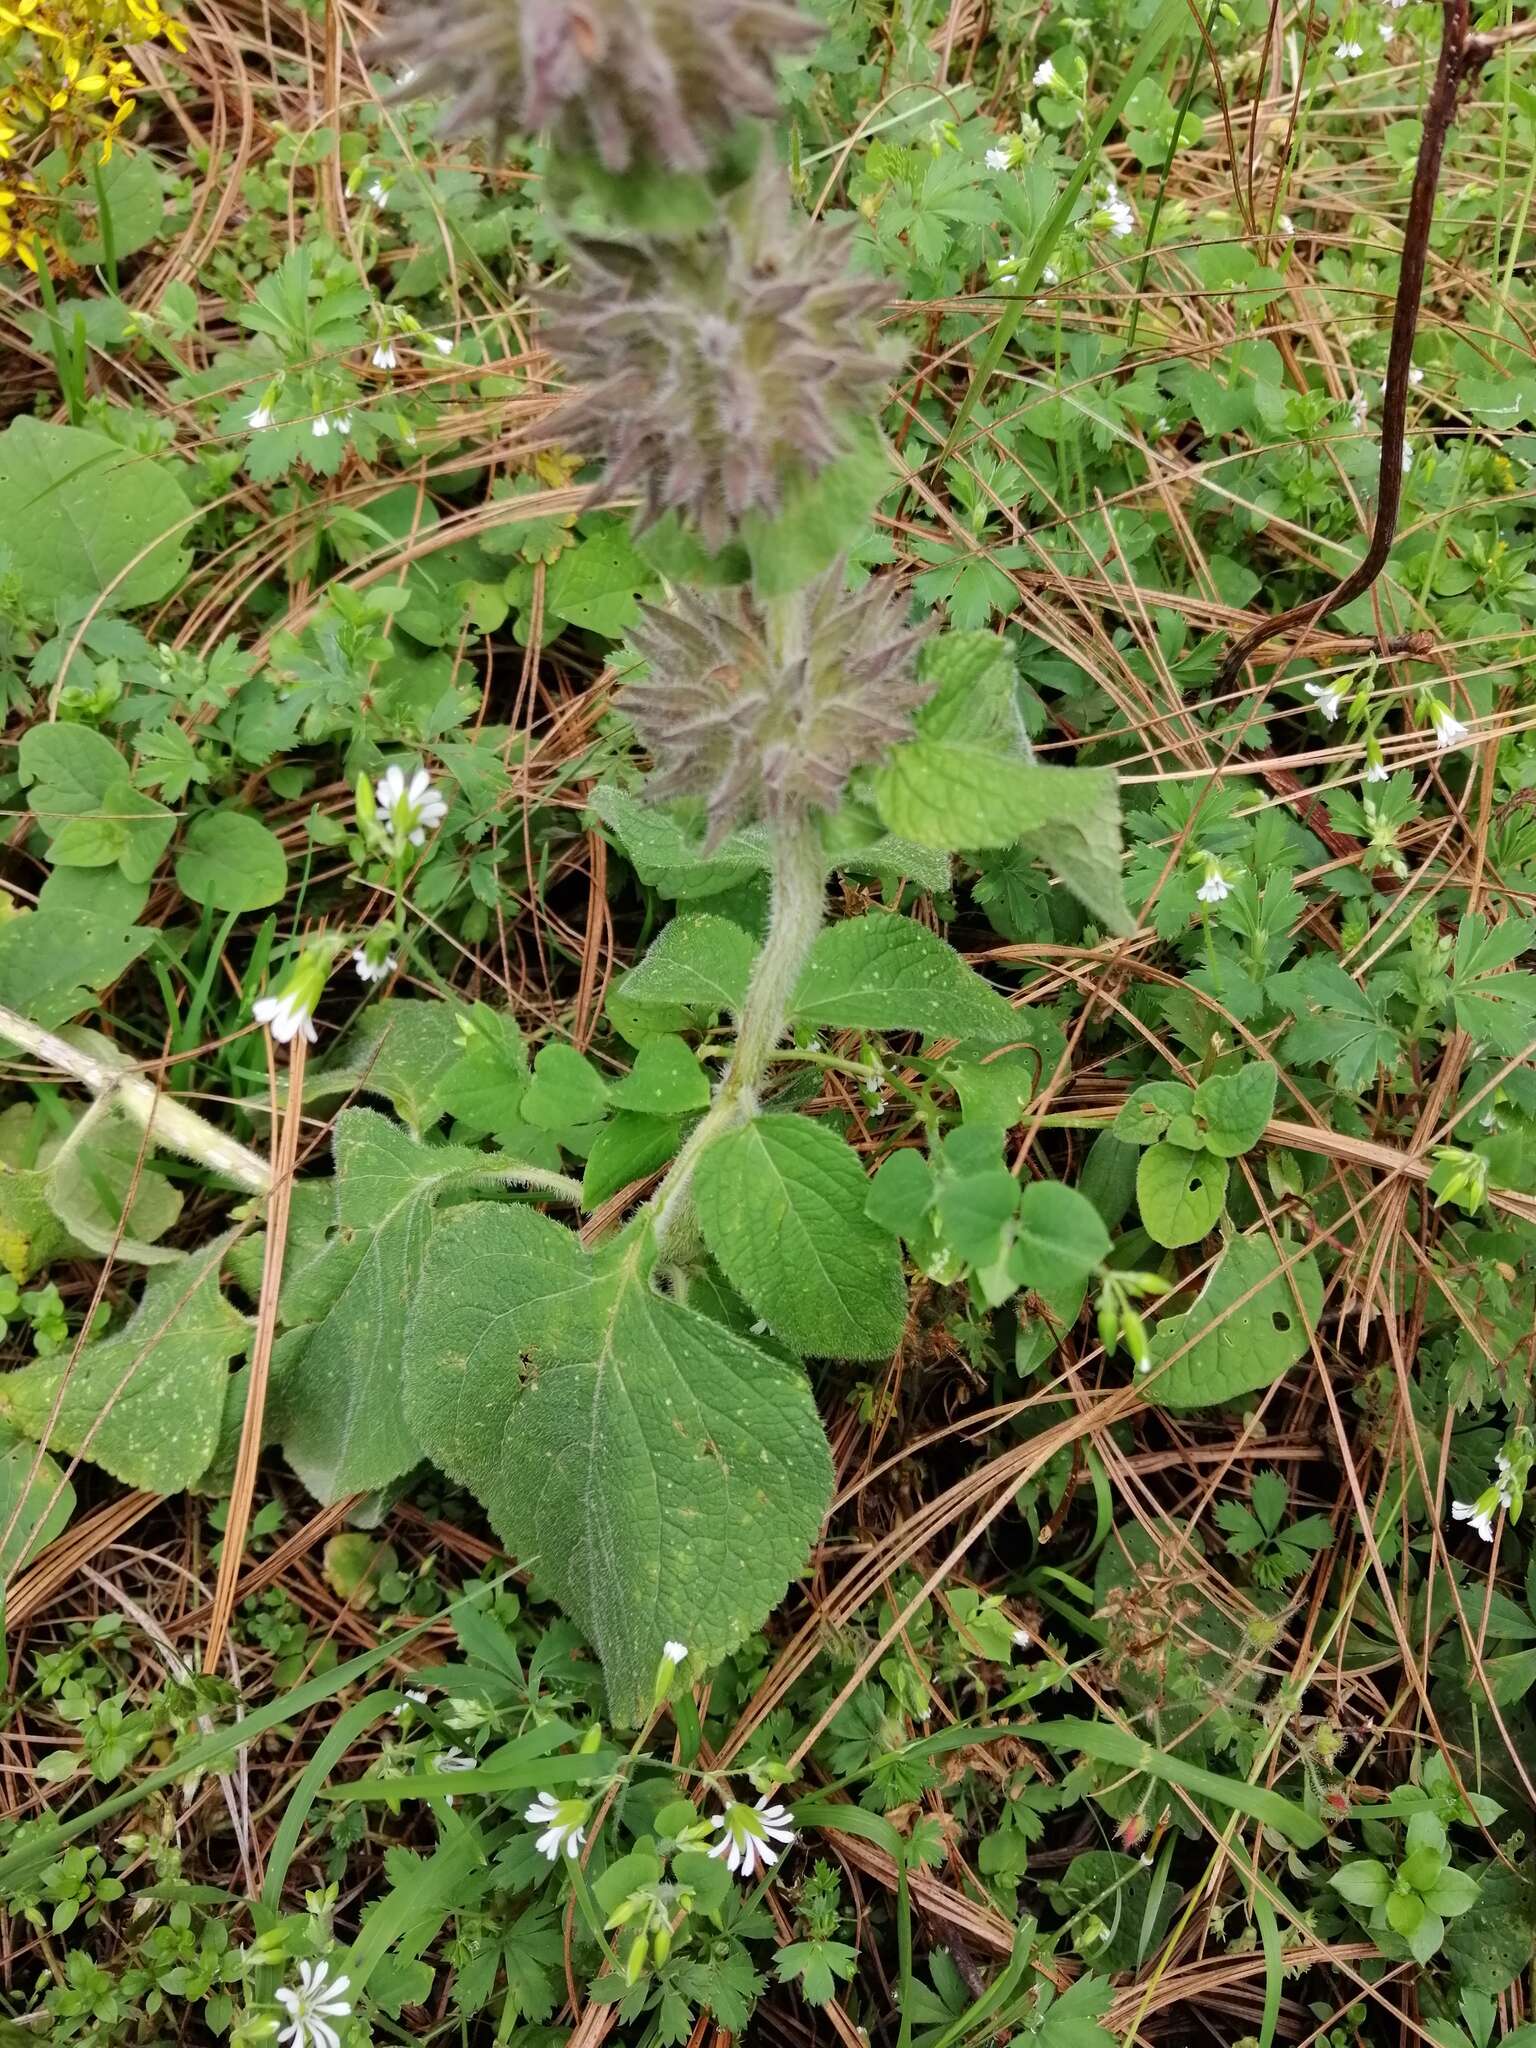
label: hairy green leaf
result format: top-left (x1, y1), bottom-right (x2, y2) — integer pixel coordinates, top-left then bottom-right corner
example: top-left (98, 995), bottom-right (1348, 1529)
top-left (793, 915), bottom-right (1017, 1042)
top-left (402, 1206), bottom-right (833, 1721)
top-left (694, 1116), bottom-right (905, 1359)
top-left (0, 1237), bottom-right (247, 1490)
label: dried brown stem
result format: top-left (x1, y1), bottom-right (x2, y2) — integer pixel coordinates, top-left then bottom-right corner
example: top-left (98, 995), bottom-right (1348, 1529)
top-left (1215, 0), bottom-right (1504, 694)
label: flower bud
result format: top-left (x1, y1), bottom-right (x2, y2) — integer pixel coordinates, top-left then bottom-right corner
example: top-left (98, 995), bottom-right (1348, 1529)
top-left (625, 1931), bottom-right (650, 1986)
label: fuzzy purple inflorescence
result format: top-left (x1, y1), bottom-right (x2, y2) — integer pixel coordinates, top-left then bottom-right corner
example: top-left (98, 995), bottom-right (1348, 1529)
top-left (380, 0), bottom-right (817, 170)
top-left (543, 173), bottom-right (893, 549)
top-left (625, 564), bottom-right (932, 849)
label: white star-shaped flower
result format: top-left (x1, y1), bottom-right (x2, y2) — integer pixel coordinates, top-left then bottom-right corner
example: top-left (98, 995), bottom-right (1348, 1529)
top-left (1335, 38), bottom-right (1364, 58)
top-left (371, 341), bottom-right (398, 370)
top-left (1196, 873), bottom-right (1230, 905)
top-left (662, 1640), bottom-right (688, 1664)
top-left (275, 1958), bottom-right (352, 2048)
top-left (1102, 196), bottom-right (1135, 238)
top-left (524, 1791), bottom-right (591, 1860)
top-left (376, 762), bottom-right (449, 848)
top-left (1033, 56), bottom-right (1057, 86)
top-left (708, 1794), bottom-right (797, 1880)
top-left (248, 403), bottom-right (274, 431)
top-left (1304, 682), bottom-right (1344, 722)
top-left (253, 989), bottom-right (317, 1047)
top-left (311, 415), bottom-right (331, 439)
top-left (1452, 1498), bottom-right (1495, 1542)
top-left (352, 946), bottom-right (397, 984)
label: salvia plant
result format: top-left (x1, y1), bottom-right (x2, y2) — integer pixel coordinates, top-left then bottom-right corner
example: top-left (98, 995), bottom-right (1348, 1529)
top-left (0, 0), bottom-right (1132, 1728)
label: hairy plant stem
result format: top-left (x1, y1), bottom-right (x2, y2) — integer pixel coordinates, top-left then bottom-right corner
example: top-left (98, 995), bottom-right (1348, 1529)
top-left (646, 591), bottom-right (828, 1265)
top-left (0, 1002), bottom-right (272, 1194)
top-left (650, 809), bottom-right (826, 1266)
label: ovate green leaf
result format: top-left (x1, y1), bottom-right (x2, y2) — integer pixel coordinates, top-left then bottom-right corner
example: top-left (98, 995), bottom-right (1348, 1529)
top-left (175, 809), bottom-right (288, 912)
top-left (617, 915), bottom-right (758, 1017)
top-left (1137, 1142), bottom-right (1229, 1248)
top-left (694, 1117), bottom-right (905, 1360)
top-left (793, 915), bottom-right (1017, 1042)
top-left (0, 1237), bottom-right (247, 1490)
top-left (274, 1113), bottom-right (494, 1500)
top-left (0, 418), bottom-right (194, 608)
top-left (1146, 1235), bottom-right (1322, 1409)
top-left (402, 1205), bottom-right (833, 1721)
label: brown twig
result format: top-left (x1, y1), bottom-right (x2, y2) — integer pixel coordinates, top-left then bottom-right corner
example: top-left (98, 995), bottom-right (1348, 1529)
top-left (1215, 0), bottom-right (1510, 694)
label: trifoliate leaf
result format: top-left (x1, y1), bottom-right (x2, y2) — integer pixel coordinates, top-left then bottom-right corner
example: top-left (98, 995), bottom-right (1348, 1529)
top-left (0, 1236), bottom-right (248, 1490)
top-left (402, 1204), bottom-right (833, 1722)
top-left (1012, 1181), bottom-right (1111, 1298)
top-left (581, 1112), bottom-right (682, 1210)
top-left (523, 1044), bottom-right (610, 1131)
top-left (694, 1116), bottom-right (905, 1360)
top-left (1146, 1235), bottom-right (1322, 1409)
top-left (792, 915), bottom-right (1017, 1042)
top-left (1137, 1142), bottom-right (1229, 1248)
top-left (608, 1035), bottom-right (711, 1116)
top-left (1191, 1063), bottom-right (1278, 1158)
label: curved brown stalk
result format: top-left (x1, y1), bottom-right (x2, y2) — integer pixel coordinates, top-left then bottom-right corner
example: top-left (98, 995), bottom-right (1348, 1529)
top-left (1216, 0), bottom-right (1505, 695)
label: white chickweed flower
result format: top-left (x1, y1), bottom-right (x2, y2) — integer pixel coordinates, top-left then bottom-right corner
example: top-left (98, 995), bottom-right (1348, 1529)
top-left (1278, 213), bottom-right (1295, 237)
top-left (253, 988), bottom-right (317, 1048)
top-left (248, 403), bottom-right (274, 431)
top-left (352, 944), bottom-right (397, 985)
top-left (1012, 1625), bottom-right (1031, 1649)
top-left (311, 415), bottom-right (331, 439)
top-left (371, 340), bottom-right (398, 371)
top-left (1348, 388), bottom-right (1368, 430)
top-left (524, 1790), bottom-right (591, 1861)
top-left (430, 334), bottom-right (453, 355)
top-left (1451, 1498), bottom-right (1495, 1543)
top-left (275, 1958), bottom-right (352, 2048)
top-left (1408, 364), bottom-right (1424, 386)
top-left (662, 1640), bottom-right (689, 1664)
top-left (1365, 758), bottom-right (1389, 783)
top-left (986, 146), bottom-right (1011, 170)
top-left (1033, 56), bottom-right (1057, 87)
top-left (436, 1747), bottom-right (476, 1772)
top-left (1304, 681), bottom-right (1344, 722)
top-left (709, 1794), bottom-right (798, 1880)
top-left (376, 762), bottom-right (449, 848)
top-left (335, 414), bottom-right (353, 437)
top-left (1101, 195), bottom-right (1135, 238)
top-left (1335, 38), bottom-right (1364, 58)
top-left (1426, 700), bottom-right (1468, 751)
top-left (366, 178), bottom-right (389, 206)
